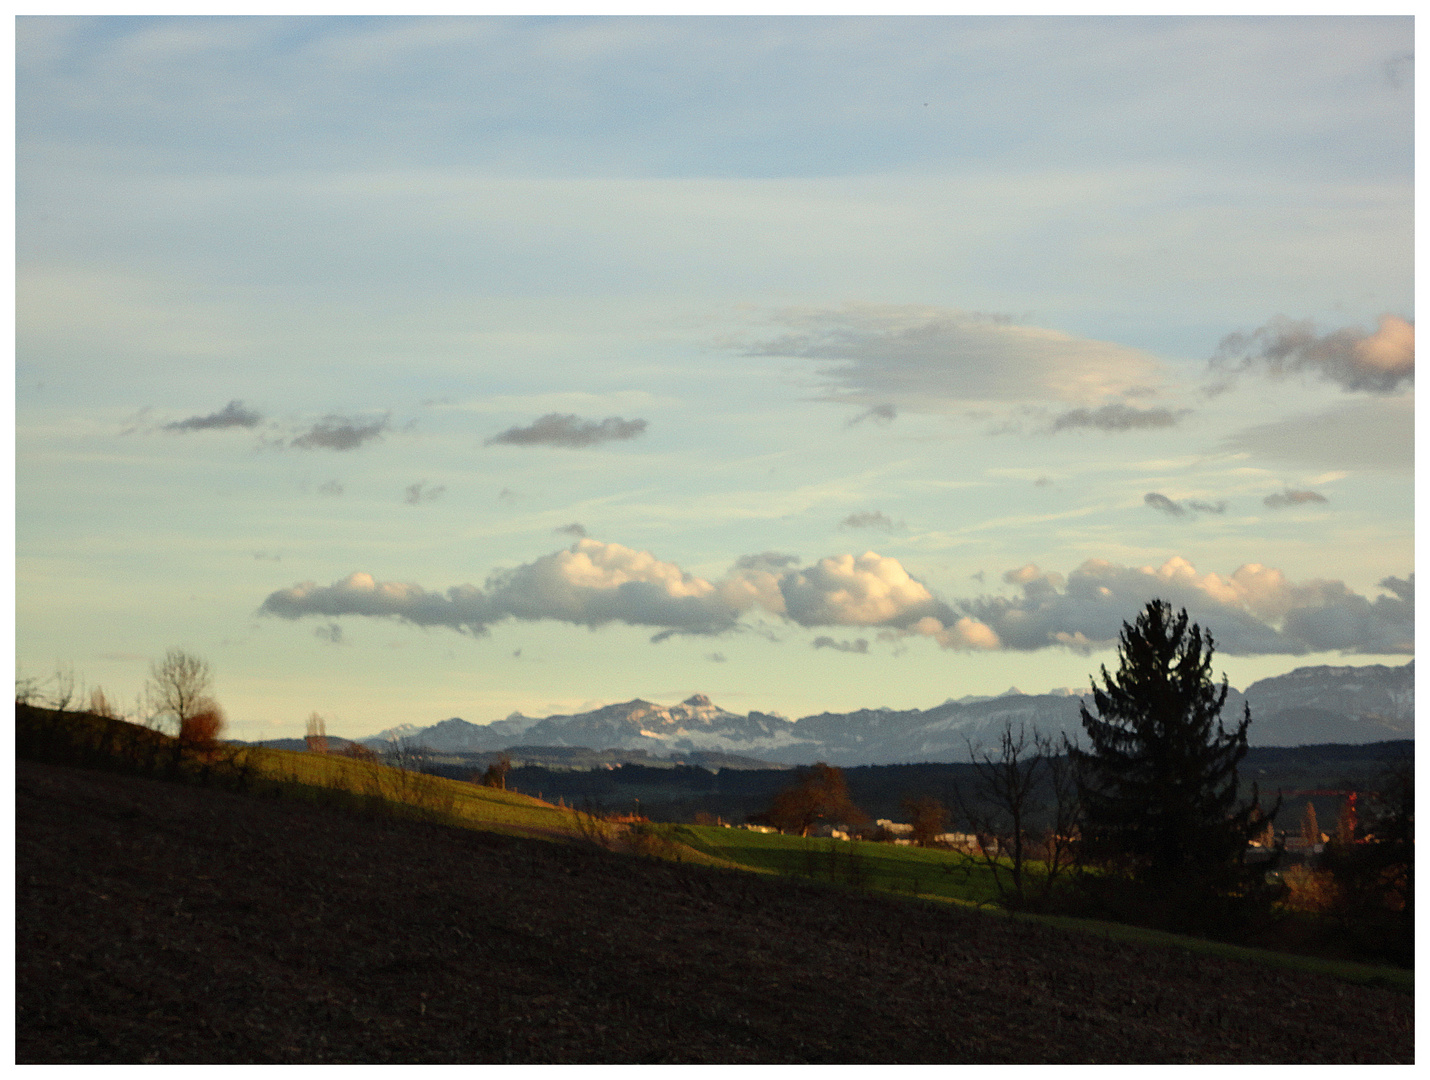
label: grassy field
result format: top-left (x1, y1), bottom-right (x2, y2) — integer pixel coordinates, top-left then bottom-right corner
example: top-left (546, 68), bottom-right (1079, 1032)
top-left (672, 824), bottom-right (1412, 995)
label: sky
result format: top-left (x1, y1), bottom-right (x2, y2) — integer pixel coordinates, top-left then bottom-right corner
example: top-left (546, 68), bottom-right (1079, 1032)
top-left (14, 15), bottom-right (1416, 742)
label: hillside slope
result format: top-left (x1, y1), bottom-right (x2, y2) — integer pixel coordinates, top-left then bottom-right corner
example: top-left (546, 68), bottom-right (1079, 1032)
top-left (16, 760), bottom-right (1411, 1064)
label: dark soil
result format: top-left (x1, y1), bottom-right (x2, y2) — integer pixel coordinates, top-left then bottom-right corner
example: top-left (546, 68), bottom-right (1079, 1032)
top-left (16, 759), bottom-right (1413, 1064)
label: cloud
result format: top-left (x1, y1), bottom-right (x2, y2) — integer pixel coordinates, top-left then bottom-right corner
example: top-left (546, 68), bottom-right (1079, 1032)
top-left (291, 415), bottom-right (387, 451)
top-left (555, 522), bottom-right (588, 537)
top-left (261, 540), bottom-right (960, 644)
top-left (1144, 492), bottom-right (1227, 516)
top-left (314, 623), bottom-right (343, 645)
top-left (262, 539), bottom-right (746, 638)
top-left (956, 557), bottom-right (1412, 656)
top-left (1211, 314), bottom-right (1413, 394)
top-left (317, 480), bottom-right (344, 496)
top-left (746, 304), bottom-right (1164, 411)
top-left (404, 480), bottom-right (445, 505)
top-left (1223, 397), bottom-right (1413, 472)
top-left (163, 399), bottom-right (261, 431)
top-left (486, 413), bottom-right (648, 448)
top-left (1263, 489), bottom-right (1327, 509)
top-left (1052, 403), bottom-right (1186, 432)
top-left (776, 551), bottom-right (952, 630)
top-left (251, 551), bottom-right (282, 562)
top-left (812, 636), bottom-right (869, 654)
top-left (840, 510), bottom-right (901, 531)
top-left (261, 538), bottom-right (1408, 659)
top-left (847, 403), bottom-right (897, 426)
top-left (705, 652), bottom-right (728, 663)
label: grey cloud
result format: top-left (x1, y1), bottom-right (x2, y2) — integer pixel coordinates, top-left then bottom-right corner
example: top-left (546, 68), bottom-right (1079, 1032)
top-left (732, 551), bottom-right (801, 571)
top-left (812, 636), bottom-right (869, 654)
top-left (957, 560), bottom-right (1412, 656)
top-left (404, 480), bottom-right (446, 505)
top-left (1145, 493), bottom-right (1226, 516)
top-left (1144, 492), bottom-right (1185, 516)
top-left (705, 652), bottom-right (728, 663)
top-left (292, 415), bottom-right (387, 451)
top-left (252, 551), bottom-right (282, 562)
top-left (498, 488), bottom-right (519, 504)
top-left (318, 480), bottom-right (344, 496)
top-left (1033, 477), bottom-right (1053, 488)
top-left (840, 511), bottom-right (901, 531)
top-left (164, 400), bottom-right (261, 431)
top-left (314, 623), bottom-right (343, 644)
top-left (555, 522), bottom-right (588, 537)
top-left (746, 305), bottom-right (1163, 411)
top-left (1264, 489), bottom-right (1327, 509)
top-left (1211, 314), bottom-right (1413, 394)
top-left (1384, 52), bottom-right (1413, 89)
top-left (848, 404), bottom-right (897, 426)
top-left (486, 413), bottom-right (647, 448)
top-left (1052, 404), bottom-right (1185, 432)
top-left (1224, 397), bottom-right (1413, 472)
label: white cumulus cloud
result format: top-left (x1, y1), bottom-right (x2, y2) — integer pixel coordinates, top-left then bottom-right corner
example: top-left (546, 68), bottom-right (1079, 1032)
top-left (958, 557), bottom-right (1411, 656)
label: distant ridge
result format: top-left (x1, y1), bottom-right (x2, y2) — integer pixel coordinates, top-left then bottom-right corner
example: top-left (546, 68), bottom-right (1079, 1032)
top-left (356, 660), bottom-right (1412, 767)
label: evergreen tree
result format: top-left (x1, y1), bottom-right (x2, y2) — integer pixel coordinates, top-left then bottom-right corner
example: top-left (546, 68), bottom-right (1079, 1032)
top-left (1073, 600), bottom-right (1276, 926)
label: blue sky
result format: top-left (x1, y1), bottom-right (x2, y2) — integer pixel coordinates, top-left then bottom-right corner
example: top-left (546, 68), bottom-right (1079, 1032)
top-left (15, 16), bottom-right (1414, 740)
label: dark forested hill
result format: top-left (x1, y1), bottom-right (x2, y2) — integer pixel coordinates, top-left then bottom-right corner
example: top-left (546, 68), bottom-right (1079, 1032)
top-left (436, 741), bottom-right (1412, 828)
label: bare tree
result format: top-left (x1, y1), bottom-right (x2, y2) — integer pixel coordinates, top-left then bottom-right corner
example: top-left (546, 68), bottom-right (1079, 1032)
top-left (145, 648), bottom-right (214, 735)
top-left (952, 720), bottom-right (1080, 910)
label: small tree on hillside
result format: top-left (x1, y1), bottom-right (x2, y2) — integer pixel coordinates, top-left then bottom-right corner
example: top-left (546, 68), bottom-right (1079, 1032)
top-left (481, 752), bottom-right (512, 790)
top-left (1072, 600), bottom-right (1278, 930)
top-left (146, 648), bottom-right (214, 736)
top-left (952, 720), bottom-right (1079, 909)
top-left (765, 762), bottom-right (866, 837)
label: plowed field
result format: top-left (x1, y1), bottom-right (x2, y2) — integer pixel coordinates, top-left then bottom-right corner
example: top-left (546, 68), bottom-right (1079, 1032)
top-left (16, 760), bottom-right (1413, 1064)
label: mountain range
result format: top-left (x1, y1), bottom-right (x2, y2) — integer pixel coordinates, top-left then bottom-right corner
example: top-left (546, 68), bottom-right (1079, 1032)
top-left (363, 660), bottom-right (1414, 767)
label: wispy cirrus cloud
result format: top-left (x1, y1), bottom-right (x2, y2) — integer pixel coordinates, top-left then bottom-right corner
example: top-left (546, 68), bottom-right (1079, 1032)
top-left (746, 304), bottom-right (1165, 412)
top-left (1223, 397), bottom-right (1413, 472)
top-left (164, 399), bottom-right (261, 431)
top-left (1210, 313), bottom-right (1413, 394)
top-left (486, 413), bottom-right (647, 448)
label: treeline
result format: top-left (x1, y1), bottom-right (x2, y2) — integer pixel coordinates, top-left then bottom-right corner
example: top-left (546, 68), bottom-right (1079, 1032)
top-left (428, 744), bottom-right (1411, 831)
